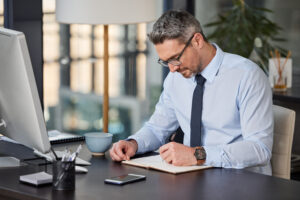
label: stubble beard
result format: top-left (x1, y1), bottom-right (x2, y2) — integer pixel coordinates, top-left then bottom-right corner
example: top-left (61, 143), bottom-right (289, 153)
top-left (180, 64), bottom-right (202, 78)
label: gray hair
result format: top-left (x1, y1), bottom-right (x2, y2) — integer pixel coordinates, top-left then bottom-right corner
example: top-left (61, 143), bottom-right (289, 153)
top-left (148, 10), bottom-right (207, 44)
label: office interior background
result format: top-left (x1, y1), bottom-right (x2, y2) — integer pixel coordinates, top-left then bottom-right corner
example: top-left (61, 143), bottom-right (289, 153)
top-left (0, 0), bottom-right (299, 160)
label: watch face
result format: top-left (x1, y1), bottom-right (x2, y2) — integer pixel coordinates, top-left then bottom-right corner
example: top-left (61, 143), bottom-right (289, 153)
top-left (195, 148), bottom-right (206, 160)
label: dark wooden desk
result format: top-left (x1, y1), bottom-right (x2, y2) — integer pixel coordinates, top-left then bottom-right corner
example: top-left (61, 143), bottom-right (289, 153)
top-left (1, 143), bottom-right (300, 200)
top-left (273, 87), bottom-right (300, 103)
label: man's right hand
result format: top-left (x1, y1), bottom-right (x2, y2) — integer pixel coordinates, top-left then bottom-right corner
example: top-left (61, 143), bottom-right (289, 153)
top-left (109, 140), bottom-right (138, 161)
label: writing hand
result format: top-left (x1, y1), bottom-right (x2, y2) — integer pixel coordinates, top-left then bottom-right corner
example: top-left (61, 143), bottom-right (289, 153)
top-left (159, 142), bottom-right (197, 166)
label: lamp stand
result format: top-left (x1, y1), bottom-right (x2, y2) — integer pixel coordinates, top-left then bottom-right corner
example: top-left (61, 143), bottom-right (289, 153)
top-left (103, 25), bottom-right (109, 133)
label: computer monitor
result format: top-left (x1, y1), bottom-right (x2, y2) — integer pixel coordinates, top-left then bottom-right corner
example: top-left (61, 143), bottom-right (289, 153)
top-left (0, 27), bottom-right (51, 153)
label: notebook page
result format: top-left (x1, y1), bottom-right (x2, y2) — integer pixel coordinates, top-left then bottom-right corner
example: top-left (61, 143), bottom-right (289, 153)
top-left (123, 155), bottom-right (212, 174)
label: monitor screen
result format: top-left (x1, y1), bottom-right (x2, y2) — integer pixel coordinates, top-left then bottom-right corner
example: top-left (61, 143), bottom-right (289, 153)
top-left (0, 27), bottom-right (51, 153)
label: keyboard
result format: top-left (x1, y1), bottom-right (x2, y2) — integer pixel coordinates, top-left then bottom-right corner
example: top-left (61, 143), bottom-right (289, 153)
top-left (0, 140), bottom-right (35, 160)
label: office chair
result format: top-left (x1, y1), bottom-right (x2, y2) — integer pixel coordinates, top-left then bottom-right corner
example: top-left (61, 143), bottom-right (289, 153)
top-left (271, 105), bottom-right (296, 179)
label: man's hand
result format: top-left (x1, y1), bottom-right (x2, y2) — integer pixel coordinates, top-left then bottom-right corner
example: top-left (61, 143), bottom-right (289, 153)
top-left (109, 140), bottom-right (138, 161)
top-left (159, 142), bottom-right (197, 166)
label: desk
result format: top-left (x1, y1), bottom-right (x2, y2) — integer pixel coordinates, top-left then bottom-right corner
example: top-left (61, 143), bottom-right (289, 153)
top-left (1, 143), bottom-right (300, 200)
top-left (273, 87), bottom-right (300, 103)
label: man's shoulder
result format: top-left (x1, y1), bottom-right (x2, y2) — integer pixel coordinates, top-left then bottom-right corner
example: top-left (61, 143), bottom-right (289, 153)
top-left (221, 52), bottom-right (262, 75)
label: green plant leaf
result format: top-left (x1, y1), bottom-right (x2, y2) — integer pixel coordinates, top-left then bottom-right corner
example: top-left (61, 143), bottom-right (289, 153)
top-left (204, 0), bottom-right (287, 74)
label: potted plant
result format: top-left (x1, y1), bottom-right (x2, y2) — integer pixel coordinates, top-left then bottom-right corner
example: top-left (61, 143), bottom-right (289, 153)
top-left (205, 0), bottom-right (287, 74)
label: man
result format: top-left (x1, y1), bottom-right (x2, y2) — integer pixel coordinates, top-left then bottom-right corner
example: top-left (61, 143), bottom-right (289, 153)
top-left (110, 10), bottom-right (273, 175)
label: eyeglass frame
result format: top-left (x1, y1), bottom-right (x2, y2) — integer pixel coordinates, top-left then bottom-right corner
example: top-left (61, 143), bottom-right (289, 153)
top-left (157, 34), bottom-right (195, 67)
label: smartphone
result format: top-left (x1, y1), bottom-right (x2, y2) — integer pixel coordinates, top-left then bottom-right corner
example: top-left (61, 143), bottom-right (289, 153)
top-left (104, 174), bottom-right (146, 185)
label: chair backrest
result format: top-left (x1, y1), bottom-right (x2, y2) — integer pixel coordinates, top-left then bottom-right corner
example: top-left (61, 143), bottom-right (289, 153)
top-left (271, 105), bottom-right (296, 179)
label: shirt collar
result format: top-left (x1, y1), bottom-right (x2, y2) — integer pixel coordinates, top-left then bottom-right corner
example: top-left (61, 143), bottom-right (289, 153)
top-left (194, 43), bottom-right (224, 83)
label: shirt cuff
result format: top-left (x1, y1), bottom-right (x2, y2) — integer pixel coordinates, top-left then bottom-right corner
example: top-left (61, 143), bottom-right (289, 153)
top-left (126, 135), bottom-right (145, 154)
top-left (203, 145), bottom-right (223, 167)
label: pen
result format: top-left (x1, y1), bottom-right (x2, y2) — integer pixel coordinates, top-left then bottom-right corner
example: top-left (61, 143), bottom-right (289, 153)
top-left (70, 144), bottom-right (82, 161)
top-left (51, 147), bottom-right (59, 161)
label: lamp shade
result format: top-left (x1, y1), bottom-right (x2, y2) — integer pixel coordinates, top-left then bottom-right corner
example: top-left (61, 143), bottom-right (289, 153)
top-left (56, 0), bottom-right (159, 25)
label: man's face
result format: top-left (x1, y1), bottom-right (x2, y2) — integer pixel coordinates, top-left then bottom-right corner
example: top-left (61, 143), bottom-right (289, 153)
top-left (155, 37), bottom-right (202, 78)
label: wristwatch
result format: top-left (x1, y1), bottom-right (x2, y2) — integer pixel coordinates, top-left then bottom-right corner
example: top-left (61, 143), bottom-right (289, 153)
top-left (194, 146), bottom-right (206, 165)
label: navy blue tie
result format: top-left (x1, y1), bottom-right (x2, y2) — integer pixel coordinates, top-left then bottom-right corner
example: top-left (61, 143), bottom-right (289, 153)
top-left (190, 74), bottom-right (206, 147)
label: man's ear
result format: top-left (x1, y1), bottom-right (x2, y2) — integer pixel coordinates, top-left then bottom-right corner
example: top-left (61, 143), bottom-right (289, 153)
top-left (192, 33), bottom-right (204, 49)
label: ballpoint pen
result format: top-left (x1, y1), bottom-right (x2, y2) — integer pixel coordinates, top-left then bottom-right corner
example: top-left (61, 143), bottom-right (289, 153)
top-left (70, 144), bottom-right (82, 161)
top-left (51, 147), bottom-right (59, 161)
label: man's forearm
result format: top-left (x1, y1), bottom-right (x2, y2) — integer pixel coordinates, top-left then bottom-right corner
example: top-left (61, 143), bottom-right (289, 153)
top-left (204, 140), bottom-right (271, 168)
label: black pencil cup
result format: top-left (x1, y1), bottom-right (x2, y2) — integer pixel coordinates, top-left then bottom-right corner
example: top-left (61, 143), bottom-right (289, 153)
top-left (52, 160), bottom-right (75, 190)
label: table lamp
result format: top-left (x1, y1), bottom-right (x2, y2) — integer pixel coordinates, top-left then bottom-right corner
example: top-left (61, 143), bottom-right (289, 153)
top-left (55, 0), bottom-right (159, 133)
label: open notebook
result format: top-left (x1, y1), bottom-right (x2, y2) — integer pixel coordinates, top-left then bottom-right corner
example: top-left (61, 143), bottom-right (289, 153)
top-left (122, 155), bottom-right (212, 174)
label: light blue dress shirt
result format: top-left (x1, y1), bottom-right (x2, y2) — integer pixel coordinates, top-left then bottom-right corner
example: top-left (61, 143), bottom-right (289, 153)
top-left (128, 44), bottom-right (273, 175)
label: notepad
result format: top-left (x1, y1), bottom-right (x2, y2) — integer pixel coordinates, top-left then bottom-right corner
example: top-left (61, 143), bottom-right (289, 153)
top-left (122, 155), bottom-right (212, 174)
top-left (20, 172), bottom-right (53, 186)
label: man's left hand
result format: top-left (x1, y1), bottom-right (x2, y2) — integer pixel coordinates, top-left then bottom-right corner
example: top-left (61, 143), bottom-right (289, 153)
top-left (159, 142), bottom-right (197, 166)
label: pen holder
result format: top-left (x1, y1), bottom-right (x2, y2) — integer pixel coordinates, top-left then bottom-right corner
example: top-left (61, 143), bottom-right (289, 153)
top-left (52, 160), bottom-right (75, 190)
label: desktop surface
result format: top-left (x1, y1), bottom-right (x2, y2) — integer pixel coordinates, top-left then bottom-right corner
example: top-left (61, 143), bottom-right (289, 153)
top-left (0, 143), bottom-right (300, 200)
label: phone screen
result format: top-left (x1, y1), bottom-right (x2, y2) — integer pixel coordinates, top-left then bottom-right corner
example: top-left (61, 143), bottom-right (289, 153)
top-left (104, 174), bottom-right (146, 185)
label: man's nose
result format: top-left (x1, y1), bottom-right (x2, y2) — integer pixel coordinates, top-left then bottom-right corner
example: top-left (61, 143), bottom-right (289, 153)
top-left (168, 64), bottom-right (180, 72)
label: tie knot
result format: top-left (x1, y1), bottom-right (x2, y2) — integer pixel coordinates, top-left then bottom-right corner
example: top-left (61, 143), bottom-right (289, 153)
top-left (195, 74), bottom-right (206, 85)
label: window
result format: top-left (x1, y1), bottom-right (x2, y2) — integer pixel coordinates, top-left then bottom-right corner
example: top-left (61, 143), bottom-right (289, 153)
top-left (43, 0), bottom-right (162, 141)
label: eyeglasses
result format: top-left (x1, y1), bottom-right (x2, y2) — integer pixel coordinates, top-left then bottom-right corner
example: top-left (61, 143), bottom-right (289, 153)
top-left (158, 34), bottom-right (194, 67)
